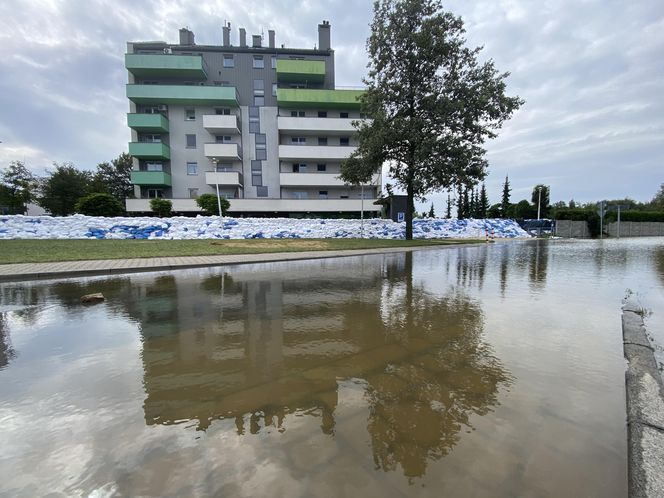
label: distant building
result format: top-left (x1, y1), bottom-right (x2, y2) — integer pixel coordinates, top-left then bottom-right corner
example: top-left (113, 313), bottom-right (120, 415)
top-left (124, 21), bottom-right (380, 217)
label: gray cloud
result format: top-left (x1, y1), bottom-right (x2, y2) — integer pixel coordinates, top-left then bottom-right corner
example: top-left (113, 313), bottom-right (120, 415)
top-left (0, 0), bottom-right (662, 207)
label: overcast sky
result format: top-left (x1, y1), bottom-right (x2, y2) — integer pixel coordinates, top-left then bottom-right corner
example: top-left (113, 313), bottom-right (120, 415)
top-left (0, 0), bottom-right (662, 209)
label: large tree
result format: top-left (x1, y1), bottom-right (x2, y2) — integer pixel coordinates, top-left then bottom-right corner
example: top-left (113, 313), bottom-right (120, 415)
top-left (341, 0), bottom-right (522, 238)
top-left (37, 163), bottom-right (92, 216)
top-left (91, 152), bottom-right (134, 202)
top-left (0, 161), bottom-right (37, 214)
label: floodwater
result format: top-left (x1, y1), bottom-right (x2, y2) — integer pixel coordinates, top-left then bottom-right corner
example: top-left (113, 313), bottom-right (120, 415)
top-left (1, 238), bottom-right (663, 497)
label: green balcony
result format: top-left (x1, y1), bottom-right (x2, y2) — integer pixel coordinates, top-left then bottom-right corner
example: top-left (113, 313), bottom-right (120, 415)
top-left (127, 113), bottom-right (169, 133)
top-left (276, 88), bottom-right (364, 110)
top-left (128, 142), bottom-right (171, 160)
top-left (131, 171), bottom-right (172, 187)
top-left (125, 54), bottom-right (207, 79)
top-left (276, 59), bottom-right (325, 84)
top-left (127, 84), bottom-right (239, 106)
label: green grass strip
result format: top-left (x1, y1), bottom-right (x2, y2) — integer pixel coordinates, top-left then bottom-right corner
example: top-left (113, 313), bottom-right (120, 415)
top-left (0, 238), bottom-right (479, 265)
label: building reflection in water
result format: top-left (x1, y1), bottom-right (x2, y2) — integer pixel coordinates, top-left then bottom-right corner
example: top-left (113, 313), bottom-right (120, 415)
top-left (0, 313), bottom-right (17, 369)
top-left (108, 251), bottom-right (512, 479)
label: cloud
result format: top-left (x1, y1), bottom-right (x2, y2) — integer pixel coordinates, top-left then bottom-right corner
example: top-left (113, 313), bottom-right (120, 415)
top-left (0, 0), bottom-right (662, 205)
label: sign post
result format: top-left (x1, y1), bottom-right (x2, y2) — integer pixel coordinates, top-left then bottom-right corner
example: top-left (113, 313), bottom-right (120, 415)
top-left (597, 201), bottom-right (606, 239)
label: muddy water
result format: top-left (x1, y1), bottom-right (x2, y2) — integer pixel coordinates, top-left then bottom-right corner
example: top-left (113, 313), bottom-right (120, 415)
top-left (1, 238), bottom-right (662, 497)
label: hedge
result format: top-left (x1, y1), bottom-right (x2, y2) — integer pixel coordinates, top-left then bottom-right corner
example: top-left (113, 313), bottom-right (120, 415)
top-left (604, 211), bottom-right (664, 223)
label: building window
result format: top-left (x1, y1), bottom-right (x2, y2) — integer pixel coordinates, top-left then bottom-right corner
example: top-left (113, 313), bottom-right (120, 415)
top-left (251, 160), bottom-right (262, 171)
top-left (253, 79), bottom-right (264, 94)
top-left (256, 148), bottom-right (267, 160)
top-left (293, 191), bottom-right (308, 200)
top-left (272, 83), bottom-right (277, 97)
top-left (187, 162), bottom-right (198, 175)
top-left (271, 56), bottom-right (277, 69)
top-left (146, 162), bottom-right (163, 172)
top-left (318, 111), bottom-right (327, 118)
top-left (340, 195), bottom-right (349, 199)
top-left (189, 188), bottom-right (199, 198)
top-left (215, 108), bottom-right (231, 115)
top-left (147, 189), bottom-right (163, 198)
top-left (290, 110), bottom-right (305, 117)
top-left (253, 56), bottom-right (264, 69)
top-left (249, 106), bottom-right (260, 118)
top-left (292, 163), bottom-right (307, 173)
top-left (317, 164), bottom-right (326, 172)
top-left (249, 122), bottom-right (260, 133)
top-left (215, 135), bottom-right (232, 144)
top-left (216, 163), bottom-right (233, 172)
top-left (185, 109), bottom-right (195, 121)
top-left (257, 186), bottom-right (268, 197)
top-left (319, 190), bottom-right (328, 199)
top-left (340, 137), bottom-right (350, 146)
top-left (252, 173), bottom-right (262, 186)
top-left (223, 54), bottom-right (234, 67)
top-left (317, 137), bottom-right (327, 146)
top-left (254, 96), bottom-right (265, 106)
top-left (255, 133), bottom-right (266, 145)
top-left (291, 137), bottom-right (306, 145)
top-left (340, 112), bottom-right (349, 118)
top-left (141, 134), bottom-right (161, 143)
top-left (186, 134), bottom-right (196, 148)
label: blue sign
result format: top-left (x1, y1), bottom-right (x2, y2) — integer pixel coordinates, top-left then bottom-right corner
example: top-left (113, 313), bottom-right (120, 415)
top-left (397, 212), bottom-right (405, 222)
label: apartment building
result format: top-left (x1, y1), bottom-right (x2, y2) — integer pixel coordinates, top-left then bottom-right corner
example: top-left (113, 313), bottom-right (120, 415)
top-left (124, 21), bottom-right (381, 217)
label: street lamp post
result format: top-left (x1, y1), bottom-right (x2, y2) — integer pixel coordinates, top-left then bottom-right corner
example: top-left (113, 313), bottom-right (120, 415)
top-left (212, 159), bottom-right (223, 218)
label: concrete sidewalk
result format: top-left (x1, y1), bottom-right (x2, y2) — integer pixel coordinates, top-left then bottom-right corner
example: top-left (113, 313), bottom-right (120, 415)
top-left (622, 301), bottom-right (664, 498)
top-left (0, 244), bottom-right (455, 282)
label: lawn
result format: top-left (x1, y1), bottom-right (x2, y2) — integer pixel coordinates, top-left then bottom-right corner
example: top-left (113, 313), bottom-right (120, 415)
top-left (0, 238), bottom-right (478, 264)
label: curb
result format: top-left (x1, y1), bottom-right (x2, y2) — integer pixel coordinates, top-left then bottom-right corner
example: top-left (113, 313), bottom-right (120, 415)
top-left (622, 301), bottom-right (664, 498)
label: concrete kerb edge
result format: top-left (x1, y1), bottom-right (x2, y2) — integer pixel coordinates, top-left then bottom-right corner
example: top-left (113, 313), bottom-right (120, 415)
top-left (622, 301), bottom-right (664, 498)
top-left (0, 242), bottom-right (480, 283)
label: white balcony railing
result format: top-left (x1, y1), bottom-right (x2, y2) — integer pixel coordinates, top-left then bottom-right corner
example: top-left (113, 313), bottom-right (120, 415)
top-left (277, 117), bottom-right (361, 134)
top-left (203, 114), bottom-right (240, 134)
top-left (279, 145), bottom-right (356, 161)
top-left (279, 172), bottom-right (380, 187)
top-left (205, 171), bottom-right (243, 186)
top-left (204, 143), bottom-right (242, 160)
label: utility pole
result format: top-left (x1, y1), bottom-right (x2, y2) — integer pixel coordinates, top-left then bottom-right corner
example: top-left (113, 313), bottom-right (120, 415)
top-left (537, 186), bottom-right (542, 220)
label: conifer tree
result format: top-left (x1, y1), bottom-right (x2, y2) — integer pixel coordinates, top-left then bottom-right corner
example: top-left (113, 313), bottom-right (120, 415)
top-left (501, 175), bottom-right (511, 218)
top-left (479, 183), bottom-right (490, 218)
top-left (446, 193), bottom-right (452, 218)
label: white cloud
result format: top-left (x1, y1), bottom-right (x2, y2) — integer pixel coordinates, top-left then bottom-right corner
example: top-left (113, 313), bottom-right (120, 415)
top-left (0, 0), bottom-right (662, 205)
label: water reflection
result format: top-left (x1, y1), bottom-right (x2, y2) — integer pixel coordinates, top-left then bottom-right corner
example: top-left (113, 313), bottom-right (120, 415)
top-left (1, 239), bottom-right (649, 496)
top-left (0, 313), bottom-right (16, 369)
top-left (80, 252), bottom-right (509, 478)
top-left (529, 240), bottom-right (548, 288)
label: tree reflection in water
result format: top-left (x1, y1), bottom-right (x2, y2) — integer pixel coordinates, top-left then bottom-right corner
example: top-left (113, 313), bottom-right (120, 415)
top-left (367, 252), bottom-right (511, 478)
top-left (1, 251), bottom-right (511, 480)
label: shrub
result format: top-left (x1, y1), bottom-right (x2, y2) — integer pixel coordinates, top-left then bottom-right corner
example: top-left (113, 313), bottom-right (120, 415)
top-left (604, 211), bottom-right (664, 223)
top-left (75, 192), bottom-right (125, 217)
top-left (150, 198), bottom-right (172, 217)
top-left (553, 208), bottom-right (600, 237)
top-left (196, 193), bottom-right (230, 215)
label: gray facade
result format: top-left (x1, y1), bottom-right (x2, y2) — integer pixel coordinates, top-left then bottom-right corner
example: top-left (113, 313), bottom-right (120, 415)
top-left (125, 21), bottom-right (379, 217)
